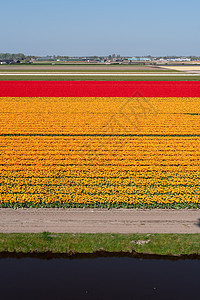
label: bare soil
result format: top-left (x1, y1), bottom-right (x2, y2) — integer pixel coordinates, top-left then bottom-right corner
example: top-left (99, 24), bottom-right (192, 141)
top-left (0, 208), bottom-right (199, 233)
top-left (162, 65), bottom-right (200, 73)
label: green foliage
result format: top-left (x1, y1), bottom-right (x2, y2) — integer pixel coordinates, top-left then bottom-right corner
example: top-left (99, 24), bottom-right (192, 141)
top-left (0, 201), bottom-right (199, 209)
top-left (0, 53), bottom-right (25, 60)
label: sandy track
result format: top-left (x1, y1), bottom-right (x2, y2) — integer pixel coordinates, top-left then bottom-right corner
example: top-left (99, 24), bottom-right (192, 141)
top-left (0, 208), bottom-right (199, 234)
top-left (162, 66), bottom-right (200, 72)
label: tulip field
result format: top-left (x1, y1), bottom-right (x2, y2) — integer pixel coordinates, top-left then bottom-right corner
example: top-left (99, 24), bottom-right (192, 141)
top-left (0, 81), bottom-right (200, 208)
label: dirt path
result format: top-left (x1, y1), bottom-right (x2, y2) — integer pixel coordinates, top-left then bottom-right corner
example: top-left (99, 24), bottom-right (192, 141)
top-left (0, 208), bottom-right (199, 233)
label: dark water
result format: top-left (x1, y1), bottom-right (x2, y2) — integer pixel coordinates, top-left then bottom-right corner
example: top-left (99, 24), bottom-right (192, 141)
top-left (0, 255), bottom-right (199, 300)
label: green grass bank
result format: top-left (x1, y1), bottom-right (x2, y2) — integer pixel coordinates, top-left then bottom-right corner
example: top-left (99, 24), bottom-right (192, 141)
top-left (0, 233), bottom-right (199, 257)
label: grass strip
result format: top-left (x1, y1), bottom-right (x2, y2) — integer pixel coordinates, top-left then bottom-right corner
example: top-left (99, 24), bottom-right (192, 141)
top-left (0, 233), bottom-right (199, 256)
top-left (0, 75), bottom-right (199, 80)
top-left (0, 69), bottom-right (180, 72)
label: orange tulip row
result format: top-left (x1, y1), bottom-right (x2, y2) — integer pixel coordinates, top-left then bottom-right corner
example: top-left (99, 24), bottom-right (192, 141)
top-left (0, 96), bottom-right (199, 208)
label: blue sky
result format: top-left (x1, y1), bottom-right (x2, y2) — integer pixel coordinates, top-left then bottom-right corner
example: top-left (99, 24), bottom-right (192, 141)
top-left (1, 0), bottom-right (200, 56)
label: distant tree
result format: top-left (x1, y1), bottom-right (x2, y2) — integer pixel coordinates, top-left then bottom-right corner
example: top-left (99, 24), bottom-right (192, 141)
top-left (0, 53), bottom-right (25, 60)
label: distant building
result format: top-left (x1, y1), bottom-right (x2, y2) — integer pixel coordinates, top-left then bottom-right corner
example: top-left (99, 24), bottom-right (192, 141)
top-left (36, 56), bottom-right (55, 61)
top-left (128, 57), bottom-right (138, 61)
top-left (0, 59), bottom-right (15, 64)
top-left (139, 57), bottom-right (151, 61)
top-left (128, 57), bottom-right (151, 62)
top-left (166, 58), bottom-right (191, 62)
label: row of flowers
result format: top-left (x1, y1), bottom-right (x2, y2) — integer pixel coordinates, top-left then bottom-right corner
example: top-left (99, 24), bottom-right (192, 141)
top-left (0, 95), bottom-right (199, 208)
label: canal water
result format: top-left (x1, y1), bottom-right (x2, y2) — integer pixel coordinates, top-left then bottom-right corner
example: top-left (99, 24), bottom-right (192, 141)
top-left (0, 255), bottom-right (199, 300)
